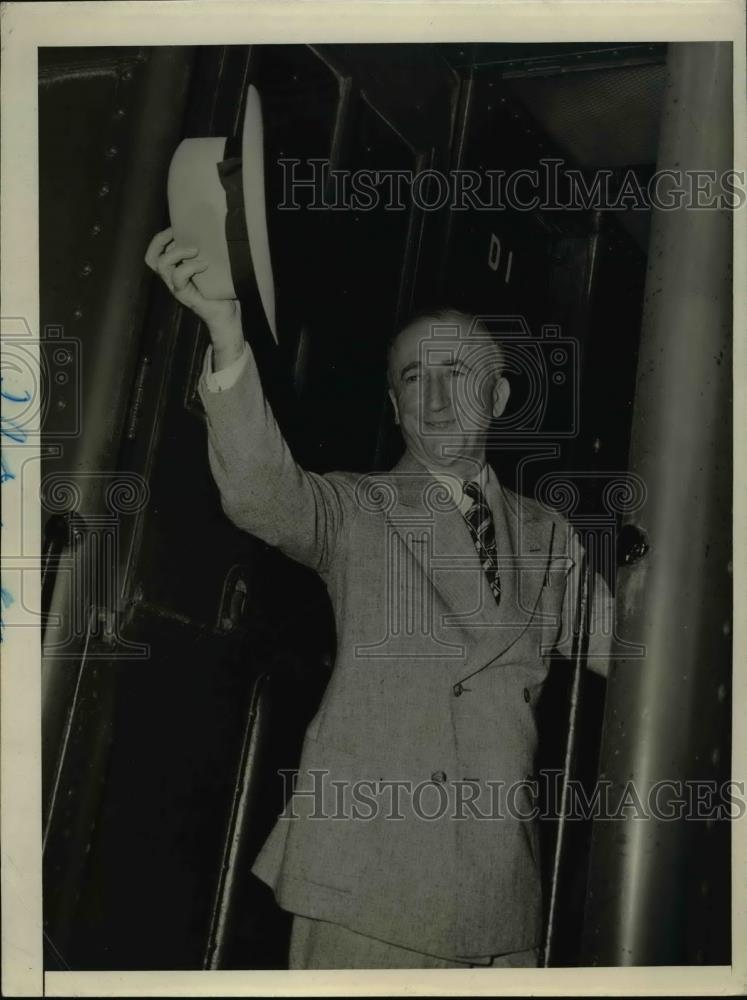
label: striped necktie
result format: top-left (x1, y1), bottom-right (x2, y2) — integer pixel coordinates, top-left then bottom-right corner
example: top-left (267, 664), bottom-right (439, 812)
top-left (462, 479), bottom-right (502, 605)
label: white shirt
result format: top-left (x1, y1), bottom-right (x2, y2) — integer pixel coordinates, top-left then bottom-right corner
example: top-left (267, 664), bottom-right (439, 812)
top-left (426, 462), bottom-right (492, 517)
top-left (202, 341), bottom-right (251, 393)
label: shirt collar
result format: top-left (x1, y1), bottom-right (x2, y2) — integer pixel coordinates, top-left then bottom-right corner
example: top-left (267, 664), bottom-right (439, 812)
top-left (424, 462), bottom-right (490, 510)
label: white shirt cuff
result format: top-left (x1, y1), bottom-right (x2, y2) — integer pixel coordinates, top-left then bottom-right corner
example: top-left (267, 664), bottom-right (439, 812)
top-left (202, 341), bottom-right (250, 393)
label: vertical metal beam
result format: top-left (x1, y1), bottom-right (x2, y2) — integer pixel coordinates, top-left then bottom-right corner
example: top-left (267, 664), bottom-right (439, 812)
top-left (582, 43), bottom-right (733, 965)
top-left (41, 46), bottom-right (195, 963)
top-left (42, 47), bottom-right (195, 809)
top-left (543, 551), bottom-right (590, 966)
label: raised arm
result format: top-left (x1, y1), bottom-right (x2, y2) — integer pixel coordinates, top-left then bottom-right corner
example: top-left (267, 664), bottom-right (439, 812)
top-left (144, 228), bottom-right (356, 574)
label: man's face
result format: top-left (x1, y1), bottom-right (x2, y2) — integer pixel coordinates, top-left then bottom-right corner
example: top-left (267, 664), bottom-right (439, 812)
top-left (387, 317), bottom-right (510, 473)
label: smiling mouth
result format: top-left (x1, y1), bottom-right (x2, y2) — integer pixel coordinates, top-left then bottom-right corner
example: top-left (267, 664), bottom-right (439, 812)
top-left (424, 419), bottom-right (456, 430)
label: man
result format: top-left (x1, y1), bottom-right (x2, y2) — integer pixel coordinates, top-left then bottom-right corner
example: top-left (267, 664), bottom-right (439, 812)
top-left (145, 228), bottom-right (613, 969)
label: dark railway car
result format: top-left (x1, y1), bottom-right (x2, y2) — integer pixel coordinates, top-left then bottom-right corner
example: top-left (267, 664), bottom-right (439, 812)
top-left (38, 42), bottom-right (733, 970)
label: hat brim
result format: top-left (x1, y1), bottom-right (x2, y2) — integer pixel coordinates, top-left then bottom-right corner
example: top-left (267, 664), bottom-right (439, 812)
top-left (241, 85), bottom-right (277, 342)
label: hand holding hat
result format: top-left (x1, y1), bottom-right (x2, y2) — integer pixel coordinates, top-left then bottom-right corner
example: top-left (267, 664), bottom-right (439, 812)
top-left (144, 228), bottom-right (244, 364)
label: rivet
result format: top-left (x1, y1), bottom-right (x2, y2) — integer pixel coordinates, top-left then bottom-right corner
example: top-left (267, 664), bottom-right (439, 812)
top-left (73, 307), bottom-right (84, 320)
top-left (710, 747), bottom-right (720, 765)
top-left (722, 621), bottom-right (731, 636)
top-left (716, 683), bottom-right (727, 702)
top-left (105, 146), bottom-right (118, 159)
top-left (115, 107), bottom-right (127, 119)
top-left (89, 223), bottom-right (102, 237)
top-left (80, 262), bottom-right (93, 277)
top-left (593, 437), bottom-right (602, 453)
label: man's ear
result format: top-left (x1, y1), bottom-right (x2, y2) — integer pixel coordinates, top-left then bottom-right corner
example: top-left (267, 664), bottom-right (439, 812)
top-left (388, 387), bottom-right (400, 426)
top-left (491, 376), bottom-right (510, 419)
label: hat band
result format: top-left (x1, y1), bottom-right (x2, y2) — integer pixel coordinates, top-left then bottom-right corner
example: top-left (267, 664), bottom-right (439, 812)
top-left (217, 136), bottom-right (274, 347)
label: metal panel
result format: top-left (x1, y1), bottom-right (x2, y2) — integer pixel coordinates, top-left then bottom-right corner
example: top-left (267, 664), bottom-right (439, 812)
top-left (40, 47), bottom-right (196, 968)
top-left (581, 42), bottom-right (733, 966)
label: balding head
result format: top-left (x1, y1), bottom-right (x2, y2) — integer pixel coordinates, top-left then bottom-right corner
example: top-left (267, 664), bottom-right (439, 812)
top-left (387, 308), bottom-right (504, 390)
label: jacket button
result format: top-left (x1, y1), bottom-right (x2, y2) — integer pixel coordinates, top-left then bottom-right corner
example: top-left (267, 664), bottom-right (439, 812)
top-left (523, 687), bottom-right (531, 703)
top-left (431, 770), bottom-right (447, 783)
top-left (453, 682), bottom-right (464, 697)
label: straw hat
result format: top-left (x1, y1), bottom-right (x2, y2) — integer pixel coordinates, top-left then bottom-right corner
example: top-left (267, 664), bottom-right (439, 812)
top-left (167, 84), bottom-right (277, 341)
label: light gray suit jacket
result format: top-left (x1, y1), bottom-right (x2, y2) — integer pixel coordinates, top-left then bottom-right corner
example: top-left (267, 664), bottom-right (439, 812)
top-left (199, 343), bottom-right (612, 960)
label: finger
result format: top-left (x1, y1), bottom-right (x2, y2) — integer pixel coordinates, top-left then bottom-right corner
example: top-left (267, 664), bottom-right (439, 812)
top-left (158, 245), bottom-right (199, 272)
top-left (156, 247), bottom-right (200, 291)
top-left (173, 258), bottom-right (208, 292)
top-left (144, 227), bottom-right (175, 270)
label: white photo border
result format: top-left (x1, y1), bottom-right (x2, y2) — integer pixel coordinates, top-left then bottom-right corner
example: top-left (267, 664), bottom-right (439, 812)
top-left (1, 1), bottom-right (745, 996)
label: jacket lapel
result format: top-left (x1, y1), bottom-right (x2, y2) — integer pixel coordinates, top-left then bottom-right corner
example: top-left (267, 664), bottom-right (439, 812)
top-left (382, 454), bottom-right (557, 675)
top-left (463, 480), bottom-right (555, 674)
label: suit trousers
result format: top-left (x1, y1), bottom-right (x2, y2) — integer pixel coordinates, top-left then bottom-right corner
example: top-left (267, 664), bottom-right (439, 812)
top-left (288, 915), bottom-right (540, 969)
